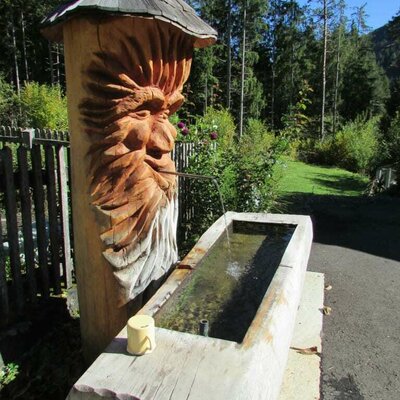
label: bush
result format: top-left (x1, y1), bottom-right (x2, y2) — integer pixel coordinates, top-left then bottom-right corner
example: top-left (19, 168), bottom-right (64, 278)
top-left (382, 112), bottom-right (400, 192)
top-left (334, 117), bottom-right (379, 173)
top-left (302, 117), bottom-right (380, 174)
top-left (0, 75), bottom-right (18, 126)
top-left (180, 110), bottom-right (284, 247)
top-left (19, 82), bottom-right (68, 130)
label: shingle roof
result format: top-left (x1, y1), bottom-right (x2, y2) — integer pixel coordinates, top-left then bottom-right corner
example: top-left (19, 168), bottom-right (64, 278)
top-left (41, 0), bottom-right (217, 48)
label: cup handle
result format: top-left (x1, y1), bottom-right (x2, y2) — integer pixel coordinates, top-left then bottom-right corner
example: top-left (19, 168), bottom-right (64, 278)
top-left (146, 336), bottom-right (154, 351)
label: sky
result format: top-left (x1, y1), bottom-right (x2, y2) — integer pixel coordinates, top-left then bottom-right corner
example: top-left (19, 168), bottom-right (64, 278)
top-left (298, 0), bottom-right (399, 30)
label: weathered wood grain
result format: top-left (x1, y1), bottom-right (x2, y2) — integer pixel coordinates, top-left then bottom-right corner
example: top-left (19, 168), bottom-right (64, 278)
top-left (45, 145), bottom-right (62, 294)
top-left (67, 213), bottom-right (314, 400)
top-left (31, 144), bottom-right (50, 298)
top-left (63, 17), bottom-right (130, 361)
top-left (0, 210), bottom-right (9, 323)
top-left (78, 17), bottom-right (191, 305)
top-left (17, 145), bottom-right (37, 302)
top-left (41, 0), bottom-right (217, 48)
top-left (1, 147), bottom-right (24, 314)
top-left (57, 145), bottom-right (73, 288)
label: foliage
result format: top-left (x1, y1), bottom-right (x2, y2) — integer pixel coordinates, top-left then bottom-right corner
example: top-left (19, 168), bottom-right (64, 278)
top-left (0, 363), bottom-right (19, 390)
top-left (371, 12), bottom-right (400, 83)
top-left (334, 117), bottom-right (380, 173)
top-left (0, 0), bottom-right (63, 87)
top-left (304, 117), bottom-right (380, 174)
top-left (181, 109), bottom-right (284, 246)
top-left (0, 75), bottom-right (17, 125)
top-left (381, 111), bottom-right (400, 192)
top-left (340, 36), bottom-right (390, 120)
top-left (281, 81), bottom-right (314, 139)
top-left (0, 319), bottom-right (84, 400)
top-left (19, 82), bottom-right (68, 130)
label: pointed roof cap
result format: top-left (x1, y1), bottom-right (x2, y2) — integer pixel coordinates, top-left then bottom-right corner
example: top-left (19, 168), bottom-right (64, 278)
top-left (41, 0), bottom-right (217, 48)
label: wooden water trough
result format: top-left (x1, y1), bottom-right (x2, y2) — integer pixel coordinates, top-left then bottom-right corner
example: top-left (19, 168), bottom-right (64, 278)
top-left (67, 212), bottom-right (313, 400)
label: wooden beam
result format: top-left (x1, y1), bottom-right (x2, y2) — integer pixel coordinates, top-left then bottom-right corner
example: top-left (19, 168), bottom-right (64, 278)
top-left (63, 17), bottom-right (129, 361)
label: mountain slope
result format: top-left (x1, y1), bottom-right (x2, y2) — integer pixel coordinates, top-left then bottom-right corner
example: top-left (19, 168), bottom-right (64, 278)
top-left (370, 17), bottom-right (400, 83)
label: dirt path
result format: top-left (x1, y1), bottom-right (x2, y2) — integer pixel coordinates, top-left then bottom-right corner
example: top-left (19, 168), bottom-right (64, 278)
top-left (283, 195), bottom-right (400, 399)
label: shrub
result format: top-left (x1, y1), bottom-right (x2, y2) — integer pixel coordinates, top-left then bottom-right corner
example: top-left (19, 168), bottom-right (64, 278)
top-left (382, 112), bottom-right (400, 192)
top-left (334, 117), bottom-right (380, 173)
top-left (180, 110), bottom-right (284, 247)
top-left (302, 117), bottom-right (380, 174)
top-left (0, 75), bottom-right (18, 126)
top-left (19, 82), bottom-right (68, 130)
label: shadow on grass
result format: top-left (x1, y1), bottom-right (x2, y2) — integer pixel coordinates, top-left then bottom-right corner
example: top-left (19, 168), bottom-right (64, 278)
top-left (276, 193), bottom-right (400, 262)
top-left (309, 173), bottom-right (368, 194)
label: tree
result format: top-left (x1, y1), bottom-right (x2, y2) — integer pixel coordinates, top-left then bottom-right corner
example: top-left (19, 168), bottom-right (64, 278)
top-left (320, 0), bottom-right (328, 139)
top-left (341, 35), bottom-right (389, 121)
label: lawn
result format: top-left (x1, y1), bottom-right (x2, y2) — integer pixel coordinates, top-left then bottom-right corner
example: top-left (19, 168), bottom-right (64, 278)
top-left (276, 159), bottom-right (369, 196)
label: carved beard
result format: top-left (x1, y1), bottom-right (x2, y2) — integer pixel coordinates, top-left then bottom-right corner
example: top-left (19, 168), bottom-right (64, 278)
top-left (79, 18), bottom-right (193, 306)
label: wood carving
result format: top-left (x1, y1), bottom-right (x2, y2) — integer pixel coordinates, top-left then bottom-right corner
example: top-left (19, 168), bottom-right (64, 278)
top-left (79, 18), bottom-right (193, 306)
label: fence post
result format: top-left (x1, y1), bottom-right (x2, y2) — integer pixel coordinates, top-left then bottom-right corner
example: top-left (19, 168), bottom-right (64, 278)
top-left (21, 129), bottom-right (35, 149)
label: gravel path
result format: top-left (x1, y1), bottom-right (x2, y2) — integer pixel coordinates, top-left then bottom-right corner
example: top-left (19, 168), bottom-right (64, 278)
top-left (286, 195), bottom-right (400, 399)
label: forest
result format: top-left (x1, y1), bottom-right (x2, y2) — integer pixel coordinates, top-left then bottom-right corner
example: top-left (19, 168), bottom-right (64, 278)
top-left (0, 0), bottom-right (399, 201)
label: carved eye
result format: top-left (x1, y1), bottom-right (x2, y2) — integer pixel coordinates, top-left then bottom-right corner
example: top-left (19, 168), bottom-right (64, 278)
top-left (134, 110), bottom-right (151, 119)
top-left (168, 97), bottom-right (184, 116)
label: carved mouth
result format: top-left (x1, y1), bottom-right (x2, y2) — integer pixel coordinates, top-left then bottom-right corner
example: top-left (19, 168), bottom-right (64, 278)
top-left (146, 149), bottom-right (163, 160)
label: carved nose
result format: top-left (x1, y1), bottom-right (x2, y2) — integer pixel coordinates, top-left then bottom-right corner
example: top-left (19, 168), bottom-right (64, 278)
top-left (147, 120), bottom-right (175, 155)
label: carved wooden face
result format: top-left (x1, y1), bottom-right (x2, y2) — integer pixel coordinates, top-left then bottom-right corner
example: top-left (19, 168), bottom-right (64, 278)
top-left (79, 18), bottom-right (193, 304)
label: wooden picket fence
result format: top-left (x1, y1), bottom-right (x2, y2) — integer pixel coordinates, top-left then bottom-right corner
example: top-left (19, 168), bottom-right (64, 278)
top-left (0, 126), bottom-right (72, 324)
top-left (0, 127), bottom-right (198, 324)
top-left (172, 142), bottom-right (197, 244)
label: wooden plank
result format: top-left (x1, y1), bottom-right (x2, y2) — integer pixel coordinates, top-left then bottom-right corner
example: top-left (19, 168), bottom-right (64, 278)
top-left (45, 145), bottom-right (61, 294)
top-left (57, 145), bottom-right (73, 288)
top-left (31, 144), bottom-right (50, 299)
top-left (63, 18), bottom-right (130, 362)
top-left (17, 146), bottom-right (37, 302)
top-left (0, 147), bottom-right (24, 314)
top-left (0, 211), bottom-right (10, 324)
top-left (279, 272), bottom-right (324, 400)
top-left (66, 146), bottom-right (74, 269)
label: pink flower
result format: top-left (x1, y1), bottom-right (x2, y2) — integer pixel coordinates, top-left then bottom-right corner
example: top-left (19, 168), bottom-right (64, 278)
top-left (181, 127), bottom-right (189, 136)
top-left (209, 131), bottom-right (218, 140)
top-left (177, 121), bottom-right (186, 129)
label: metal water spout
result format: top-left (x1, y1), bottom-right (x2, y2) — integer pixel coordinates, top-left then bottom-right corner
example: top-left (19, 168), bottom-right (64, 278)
top-left (159, 170), bottom-right (231, 249)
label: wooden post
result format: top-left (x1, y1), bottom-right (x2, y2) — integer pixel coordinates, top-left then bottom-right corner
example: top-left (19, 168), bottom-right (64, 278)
top-left (63, 18), bottom-right (128, 361)
top-left (43, 1), bottom-right (216, 363)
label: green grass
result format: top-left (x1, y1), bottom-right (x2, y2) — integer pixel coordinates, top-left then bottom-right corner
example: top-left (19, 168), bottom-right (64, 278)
top-left (277, 159), bottom-right (369, 196)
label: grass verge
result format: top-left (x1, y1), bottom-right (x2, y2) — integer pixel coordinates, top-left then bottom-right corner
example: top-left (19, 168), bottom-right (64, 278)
top-left (276, 159), bottom-right (369, 196)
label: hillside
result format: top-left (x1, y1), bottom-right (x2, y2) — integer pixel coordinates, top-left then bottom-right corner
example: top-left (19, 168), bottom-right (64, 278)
top-left (371, 17), bottom-right (400, 82)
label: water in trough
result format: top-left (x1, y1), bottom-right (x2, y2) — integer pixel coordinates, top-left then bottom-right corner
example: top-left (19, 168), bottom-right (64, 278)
top-left (155, 222), bottom-right (295, 343)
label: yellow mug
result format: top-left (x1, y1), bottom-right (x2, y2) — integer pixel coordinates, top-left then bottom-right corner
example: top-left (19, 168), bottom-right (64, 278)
top-left (127, 315), bottom-right (156, 356)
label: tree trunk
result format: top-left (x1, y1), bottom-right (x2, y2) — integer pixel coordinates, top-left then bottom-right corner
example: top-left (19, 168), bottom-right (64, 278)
top-left (56, 44), bottom-right (61, 85)
top-left (48, 42), bottom-right (54, 86)
top-left (10, 14), bottom-right (20, 95)
top-left (21, 11), bottom-right (29, 82)
top-left (239, 0), bottom-right (247, 138)
top-left (320, 0), bottom-right (328, 140)
top-left (333, 26), bottom-right (341, 135)
top-left (204, 73), bottom-right (208, 114)
top-left (226, 0), bottom-right (232, 109)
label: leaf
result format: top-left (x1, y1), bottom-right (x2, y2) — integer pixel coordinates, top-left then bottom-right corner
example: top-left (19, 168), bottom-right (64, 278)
top-left (325, 284), bottom-right (332, 291)
top-left (290, 346), bottom-right (321, 357)
top-left (322, 306), bottom-right (332, 315)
